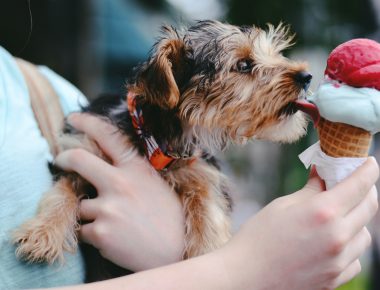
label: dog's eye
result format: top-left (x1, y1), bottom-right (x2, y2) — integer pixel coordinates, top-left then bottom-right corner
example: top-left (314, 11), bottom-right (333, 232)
top-left (236, 59), bottom-right (254, 73)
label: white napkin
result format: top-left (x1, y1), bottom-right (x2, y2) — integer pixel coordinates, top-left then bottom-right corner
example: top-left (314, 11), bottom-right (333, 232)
top-left (299, 141), bottom-right (367, 189)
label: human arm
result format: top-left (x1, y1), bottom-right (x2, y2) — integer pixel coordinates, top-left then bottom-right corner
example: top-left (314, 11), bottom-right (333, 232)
top-left (54, 114), bottom-right (379, 290)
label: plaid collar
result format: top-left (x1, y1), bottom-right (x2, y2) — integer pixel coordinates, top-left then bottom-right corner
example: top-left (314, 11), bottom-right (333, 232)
top-left (126, 91), bottom-right (180, 171)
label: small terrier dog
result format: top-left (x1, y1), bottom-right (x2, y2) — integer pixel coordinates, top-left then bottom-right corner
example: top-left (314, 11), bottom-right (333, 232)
top-left (13, 20), bottom-right (312, 266)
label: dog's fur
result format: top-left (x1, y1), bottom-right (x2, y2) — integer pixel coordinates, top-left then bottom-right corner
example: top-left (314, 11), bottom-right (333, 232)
top-left (12, 20), bottom-right (311, 270)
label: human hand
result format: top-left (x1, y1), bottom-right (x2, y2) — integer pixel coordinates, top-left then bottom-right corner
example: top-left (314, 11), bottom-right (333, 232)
top-left (55, 113), bottom-right (185, 272)
top-left (219, 159), bottom-right (379, 290)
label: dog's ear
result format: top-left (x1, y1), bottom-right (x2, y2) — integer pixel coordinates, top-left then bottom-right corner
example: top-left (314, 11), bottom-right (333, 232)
top-left (137, 26), bottom-right (189, 109)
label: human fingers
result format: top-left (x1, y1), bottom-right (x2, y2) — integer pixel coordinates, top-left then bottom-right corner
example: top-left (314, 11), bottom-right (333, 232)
top-left (67, 113), bottom-right (133, 163)
top-left (79, 222), bottom-right (111, 251)
top-left (320, 157), bottom-right (379, 215)
top-left (304, 165), bottom-right (326, 192)
top-left (290, 166), bottom-right (325, 202)
top-left (345, 186), bottom-right (378, 238)
top-left (339, 227), bottom-right (371, 269)
top-left (332, 259), bottom-right (362, 289)
top-left (55, 148), bottom-right (119, 192)
top-left (79, 223), bottom-right (98, 247)
top-left (80, 198), bottom-right (99, 222)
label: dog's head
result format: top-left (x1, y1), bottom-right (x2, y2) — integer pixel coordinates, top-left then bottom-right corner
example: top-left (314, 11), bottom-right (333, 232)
top-left (131, 20), bottom-right (311, 151)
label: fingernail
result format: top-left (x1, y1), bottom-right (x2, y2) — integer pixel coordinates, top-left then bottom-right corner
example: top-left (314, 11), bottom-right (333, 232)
top-left (369, 156), bottom-right (377, 162)
top-left (367, 156), bottom-right (377, 167)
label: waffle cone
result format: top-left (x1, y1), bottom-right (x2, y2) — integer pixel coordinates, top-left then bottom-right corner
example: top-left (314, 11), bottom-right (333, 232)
top-left (317, 118), bottom-right (372, 158)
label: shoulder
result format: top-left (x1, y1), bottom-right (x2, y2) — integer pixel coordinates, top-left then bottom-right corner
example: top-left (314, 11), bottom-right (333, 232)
top-left (0, 46), bottom-right (89, 115)
top-left (0, 46), bottom-right (29, 98)
top-left (38, 66), bottom-right (89, 115)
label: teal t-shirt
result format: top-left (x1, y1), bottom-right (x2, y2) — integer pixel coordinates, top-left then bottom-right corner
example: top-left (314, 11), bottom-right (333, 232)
top-left (0, 46), bottom-right (87, 289)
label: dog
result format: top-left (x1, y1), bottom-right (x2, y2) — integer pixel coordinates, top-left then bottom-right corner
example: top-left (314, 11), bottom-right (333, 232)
top-left (12, 20), bottom-right (312, 269)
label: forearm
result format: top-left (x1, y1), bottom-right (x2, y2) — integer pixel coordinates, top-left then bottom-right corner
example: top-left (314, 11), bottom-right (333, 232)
top-left (49, 251), bottom-right (233, 290)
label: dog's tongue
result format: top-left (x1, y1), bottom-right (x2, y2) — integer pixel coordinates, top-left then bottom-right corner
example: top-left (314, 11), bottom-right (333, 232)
top-left (294, 100), bottom-right (320, 127)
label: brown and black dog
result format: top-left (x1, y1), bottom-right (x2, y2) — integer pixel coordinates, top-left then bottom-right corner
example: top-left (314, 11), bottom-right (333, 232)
top-left (13, 20), bottom-right (311, 274)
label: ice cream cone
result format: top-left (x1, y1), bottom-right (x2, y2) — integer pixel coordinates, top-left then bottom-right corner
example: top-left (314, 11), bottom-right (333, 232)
top-left (317, 118), bottom-right (372, 158)
top-left (299, 39), bottom-right (380, 190)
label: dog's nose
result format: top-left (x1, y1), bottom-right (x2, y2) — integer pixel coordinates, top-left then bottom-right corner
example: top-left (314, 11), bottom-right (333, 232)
top-left (295, 71), bottom-right (312, 90)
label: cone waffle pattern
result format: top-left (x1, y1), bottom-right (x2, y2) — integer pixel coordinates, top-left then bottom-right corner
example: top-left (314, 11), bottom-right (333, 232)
top-left (317, 118), bottom-right (372, 158)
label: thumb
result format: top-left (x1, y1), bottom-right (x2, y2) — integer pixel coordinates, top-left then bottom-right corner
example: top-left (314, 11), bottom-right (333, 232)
top-left (304, 165), bottom-right (326, 192)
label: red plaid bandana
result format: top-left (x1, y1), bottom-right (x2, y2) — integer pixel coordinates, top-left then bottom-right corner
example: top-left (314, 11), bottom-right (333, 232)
top-left (127, 92), bottom-right (176, 170)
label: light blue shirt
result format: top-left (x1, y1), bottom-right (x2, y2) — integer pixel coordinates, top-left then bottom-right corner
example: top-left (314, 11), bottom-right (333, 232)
top-left (0, 46), bottom-right (87, 289)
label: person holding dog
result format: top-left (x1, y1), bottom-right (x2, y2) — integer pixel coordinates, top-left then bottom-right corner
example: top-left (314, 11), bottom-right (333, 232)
top-left (50, 113), bottom-right (378, 290)
top-left (0, 41), bottom-right (378, 290)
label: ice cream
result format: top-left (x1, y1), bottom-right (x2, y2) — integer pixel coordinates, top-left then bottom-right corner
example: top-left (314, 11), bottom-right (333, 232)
top-left (309, 80), bottom-right (380, 134)
top-left (298, 38), bottom-right (380, 188)
top-left (308, 39), bottom-right (380, 158)
top-left (325, 38), bottom-right (380, 90)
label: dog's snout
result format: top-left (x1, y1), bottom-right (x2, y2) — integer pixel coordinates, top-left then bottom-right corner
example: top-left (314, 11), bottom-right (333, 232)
top-left (295, 71), bottom-right (312, 90)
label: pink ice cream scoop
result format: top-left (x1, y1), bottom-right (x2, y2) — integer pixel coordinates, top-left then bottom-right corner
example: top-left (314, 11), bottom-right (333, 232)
top-left (325, 38), bottom-right (380, 90)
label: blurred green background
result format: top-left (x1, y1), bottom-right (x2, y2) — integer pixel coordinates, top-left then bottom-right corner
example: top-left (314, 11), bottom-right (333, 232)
top-left (1, 0), bottom-right (379, 289)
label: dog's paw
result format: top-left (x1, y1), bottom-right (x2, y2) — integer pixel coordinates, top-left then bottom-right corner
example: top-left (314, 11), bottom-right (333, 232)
top-left (12, 219), bottom-right (78, 265)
